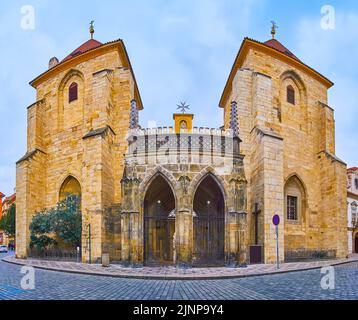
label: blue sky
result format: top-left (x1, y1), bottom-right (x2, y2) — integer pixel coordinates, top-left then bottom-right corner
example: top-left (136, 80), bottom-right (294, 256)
top-left (0, 0), bottom-right (357, 196)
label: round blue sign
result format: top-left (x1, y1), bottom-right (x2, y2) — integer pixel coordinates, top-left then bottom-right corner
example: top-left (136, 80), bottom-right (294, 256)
top-left (273, 215), bottom-right (280, 226)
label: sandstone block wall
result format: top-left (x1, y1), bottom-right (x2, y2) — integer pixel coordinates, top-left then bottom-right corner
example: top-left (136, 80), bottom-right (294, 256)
top-left (16, 46), bottom-right (137, 262)
top-left (224, 47), bottom-right (348, 262)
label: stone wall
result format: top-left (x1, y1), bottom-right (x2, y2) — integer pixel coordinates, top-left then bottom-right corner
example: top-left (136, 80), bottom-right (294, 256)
top-left (224, 46), bottom-right (348, 262)
top-left (120, 133), bottom-right (247, 266)
top-left (16, 45), bottom-right (137, 262)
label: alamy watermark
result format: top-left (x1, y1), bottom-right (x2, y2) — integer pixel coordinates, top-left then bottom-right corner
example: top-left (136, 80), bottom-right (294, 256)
top-left (20, 266), bottom-right (35, 290)
top-left (320, 266), bottom-right (335, 290)
top-left (20, 5), bottom-right (35, 30)
top-left (321, 5), bottom-right (335, 30)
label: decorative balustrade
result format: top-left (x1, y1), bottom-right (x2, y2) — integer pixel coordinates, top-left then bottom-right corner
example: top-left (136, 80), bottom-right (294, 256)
top-left (125, 127), bottom-right (241, 166)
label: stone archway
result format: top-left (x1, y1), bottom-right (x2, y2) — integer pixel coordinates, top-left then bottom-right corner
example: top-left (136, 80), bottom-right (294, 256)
top-left (144, 174), bottom-right (176, 266)
top-left (193, 174), bottom-right (225, 266)
top-left (59, 175), bottom-right (81, 201)
top-left (57, 176), bottom-right (82, 255)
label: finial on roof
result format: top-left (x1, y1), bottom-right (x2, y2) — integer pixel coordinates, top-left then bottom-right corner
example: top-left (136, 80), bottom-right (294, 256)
top-left (89, 20), bottom-right (95, 39)
top-left (271, 21), bottom-right (278, 39)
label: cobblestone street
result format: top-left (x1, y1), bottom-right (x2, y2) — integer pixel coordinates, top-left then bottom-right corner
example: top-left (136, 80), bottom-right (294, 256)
top-left (0, 253), bottom-right (357, 300)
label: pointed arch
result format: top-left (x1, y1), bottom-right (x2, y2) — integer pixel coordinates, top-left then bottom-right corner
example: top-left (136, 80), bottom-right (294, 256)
top-left (280, 70), bottom-right (307, 98)
top-left (59, 175), bottom-right (82, 201)
top-left (139, 166), bottom-right (179, 203)
top-left (143, 171), bottom-right (176, 265)
top-left (284, 174), bottom-right (307, 222)
top-left (189, 167), bottom-right (228, 200)
top-left (284, 173), bottom-right (308, 196)
top-left (192, 171), bottom-right (226, 266)
top-left (58, 69), bottom-right (84, 92)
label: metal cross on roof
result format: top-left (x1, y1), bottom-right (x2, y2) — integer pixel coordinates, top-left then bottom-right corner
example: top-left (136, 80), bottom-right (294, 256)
top-left (177, 101), bottom-right (190, 114)
top-left (271, 21), bottom-right (278, 39)
top-left (90, 20), bottom-right (95, 39)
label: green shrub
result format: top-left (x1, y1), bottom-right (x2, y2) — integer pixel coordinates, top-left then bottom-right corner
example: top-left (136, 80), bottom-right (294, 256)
top-left (29, 195), bottom-right (81, 250)
top-left (0, 204), bottom-right (16, 237)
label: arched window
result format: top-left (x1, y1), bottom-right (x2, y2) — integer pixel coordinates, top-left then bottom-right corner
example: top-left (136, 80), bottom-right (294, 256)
top-left (180, 120), bottom-right (188, 130)
top-left (287, 85), bottom-right (295, 105)
top-left (69, 82), bottom-right (78, 103)
top-left (284, 175), bottom-right (306, 222)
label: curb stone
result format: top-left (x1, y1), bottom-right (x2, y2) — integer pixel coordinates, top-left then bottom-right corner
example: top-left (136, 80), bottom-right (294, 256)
top-left (2, 255), bottom-right (358, 281)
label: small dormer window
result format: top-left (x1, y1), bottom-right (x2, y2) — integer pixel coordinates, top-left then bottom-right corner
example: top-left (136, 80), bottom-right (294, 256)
top-left (69, 82), bottom-right (78, 103)
top-left (287, 85), bottom-right (295, 105)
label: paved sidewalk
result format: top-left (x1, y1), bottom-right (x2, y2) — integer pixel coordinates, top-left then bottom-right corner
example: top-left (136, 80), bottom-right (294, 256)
top-left (3, 254), bottom-right (358, 280)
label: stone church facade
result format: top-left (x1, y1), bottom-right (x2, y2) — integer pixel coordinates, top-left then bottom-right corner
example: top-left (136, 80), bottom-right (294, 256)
top-left (15, 29), bottom-right (348, 266)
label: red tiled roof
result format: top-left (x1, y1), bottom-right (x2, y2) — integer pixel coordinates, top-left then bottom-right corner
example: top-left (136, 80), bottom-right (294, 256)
top-left (3, 193), bottom-right (16, 204)
top-left (348, 167), bottom-right (358, 172)
top-left (348, 190), bottom-right (358, 198)
top-left (264, 39), bottom-right (300, 61)
top-left (62, 39), bottom-right (103, 62)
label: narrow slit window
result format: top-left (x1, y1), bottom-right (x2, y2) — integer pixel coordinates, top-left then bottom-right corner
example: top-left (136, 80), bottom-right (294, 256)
top-left (69, 82), bottom-right (78, 103)
top-left (287, 85), bottom-right (295, 105)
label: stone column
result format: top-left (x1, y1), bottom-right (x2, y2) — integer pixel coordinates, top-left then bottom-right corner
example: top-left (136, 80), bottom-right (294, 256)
top-left (175, 209), bottom-right (193, 268)
top-left (176, 177), bottom-right (193, 268)
top-left (120, 176), bottom-right (143, 267)
top-left (225, 211), bottom-right (240, 267)
top-left (238, 212), bottom-right (248, 266)
top-left (226, 171), bottom-right (247, 267)
top-left (129, 211), bottom-right (143, 267)
top-left (120, 211), bottom-right (131, 266)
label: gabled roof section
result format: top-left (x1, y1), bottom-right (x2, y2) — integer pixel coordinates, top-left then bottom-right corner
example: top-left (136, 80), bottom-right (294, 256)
top-left (264, 39), bottom-right (300, 61)
top-left (219, 37), bottom-right (334, 108)
top-left (30, 38), bottom-right (143, 109)
top-left (62, 39), bottom-right (103, 62)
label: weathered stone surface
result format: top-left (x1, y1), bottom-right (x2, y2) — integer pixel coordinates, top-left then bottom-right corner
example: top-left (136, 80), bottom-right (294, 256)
top-left (223, 42), bottom-right (348, 262)
top-left (16, 41), bottom-right (138, 262)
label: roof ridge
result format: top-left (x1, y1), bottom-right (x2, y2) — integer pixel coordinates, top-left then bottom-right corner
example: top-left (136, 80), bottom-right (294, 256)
top-left (59, 38), bottom-right (123, 63)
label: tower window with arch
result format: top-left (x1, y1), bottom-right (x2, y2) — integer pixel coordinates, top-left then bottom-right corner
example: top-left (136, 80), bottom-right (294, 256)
top-left (69, 82), bottom-right (78, 103)
top-left (287, 85), bottom-right (295, 105)
top-left (284, 175), bottom-right (306, 223)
